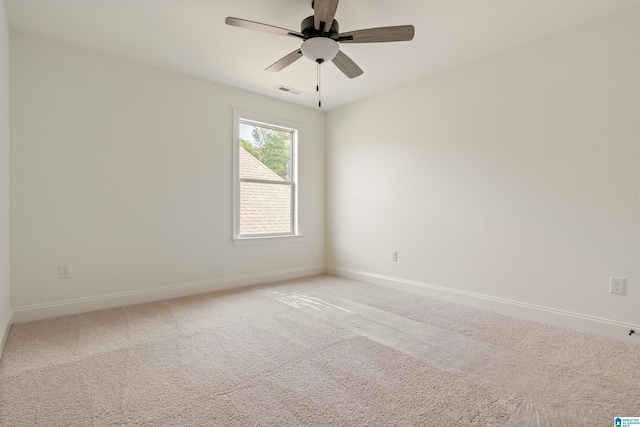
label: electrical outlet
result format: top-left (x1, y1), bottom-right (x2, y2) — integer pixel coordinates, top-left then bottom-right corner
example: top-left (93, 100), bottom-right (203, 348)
top-left (609, 277), bottom-right (626, 295)
top-left (391, 251), bottom-right (398, 262)
top-left (59, 264), bottom-right (71, 279)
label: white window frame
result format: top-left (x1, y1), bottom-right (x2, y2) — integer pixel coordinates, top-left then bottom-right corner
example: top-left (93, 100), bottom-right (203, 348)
top-left (232, 109), bottom-right (302, 246)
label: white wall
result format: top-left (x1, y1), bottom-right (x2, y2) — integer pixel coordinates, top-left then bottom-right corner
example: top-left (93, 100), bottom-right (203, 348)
top-left (327, 8), bottom-right (640, 334)
top-left (0, 0), bottom-right (11, 350)
top-left (10, 31), bottom-right (326, 321)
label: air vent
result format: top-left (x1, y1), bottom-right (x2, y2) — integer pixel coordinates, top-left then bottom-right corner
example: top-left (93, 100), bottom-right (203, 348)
top-left (276, 85), bottom-right (303, 96)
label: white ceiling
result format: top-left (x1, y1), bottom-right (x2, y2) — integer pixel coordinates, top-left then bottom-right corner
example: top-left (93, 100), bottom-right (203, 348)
top-left (5, 0), bottom-right (640, 110)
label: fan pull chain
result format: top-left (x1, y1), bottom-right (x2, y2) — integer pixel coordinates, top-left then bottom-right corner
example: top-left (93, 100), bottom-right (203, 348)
top-left (316, 59), bottom-right (323, 108)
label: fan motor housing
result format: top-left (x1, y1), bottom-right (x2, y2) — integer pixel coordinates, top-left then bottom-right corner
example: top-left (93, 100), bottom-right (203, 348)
top-left (301, 15), bottom-right (339, 40)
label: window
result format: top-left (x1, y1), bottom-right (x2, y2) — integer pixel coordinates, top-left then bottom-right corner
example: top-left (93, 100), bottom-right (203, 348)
top-left (233, 111), bottom-right (299, 243)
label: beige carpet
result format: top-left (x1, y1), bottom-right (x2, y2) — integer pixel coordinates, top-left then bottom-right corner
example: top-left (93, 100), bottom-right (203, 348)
top-left (1, 275), bottom-right (639, 426)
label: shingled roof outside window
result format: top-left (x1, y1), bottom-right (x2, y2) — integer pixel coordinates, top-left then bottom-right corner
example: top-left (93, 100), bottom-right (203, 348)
top-left (239, 147), bottom-right (292, 235)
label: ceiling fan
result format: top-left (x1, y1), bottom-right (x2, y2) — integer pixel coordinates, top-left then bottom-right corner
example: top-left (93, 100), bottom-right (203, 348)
top-left (225, 0), bottom-right (415, 106)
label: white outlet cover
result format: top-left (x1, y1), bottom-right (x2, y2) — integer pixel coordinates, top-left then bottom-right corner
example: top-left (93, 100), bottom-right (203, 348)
top-left (59, 264), bottom-right (71, 279)
top-left (609, 277), bottom-right (626, 295)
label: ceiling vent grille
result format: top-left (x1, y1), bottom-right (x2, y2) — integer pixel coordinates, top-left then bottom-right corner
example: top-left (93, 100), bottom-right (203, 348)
top-left (276, 85), bottom-right (303, 96)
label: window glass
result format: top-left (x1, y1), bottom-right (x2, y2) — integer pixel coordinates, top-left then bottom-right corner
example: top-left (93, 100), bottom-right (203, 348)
top-left (235, 117), bottom-right (297, 238)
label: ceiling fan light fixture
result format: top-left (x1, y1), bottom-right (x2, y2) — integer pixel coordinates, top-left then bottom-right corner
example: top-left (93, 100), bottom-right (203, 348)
top-left (301, 37), bottom-right (339, 63)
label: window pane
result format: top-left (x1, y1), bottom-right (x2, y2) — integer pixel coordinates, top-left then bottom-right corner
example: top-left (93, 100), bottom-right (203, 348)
top-left (239, 123), bottom-right (292, 182)
top-left (240, 181), bottom-right (292, 235)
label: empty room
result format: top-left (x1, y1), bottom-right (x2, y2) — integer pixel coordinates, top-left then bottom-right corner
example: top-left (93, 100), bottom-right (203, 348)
top-left (1, 0), bottom-right (639, 425)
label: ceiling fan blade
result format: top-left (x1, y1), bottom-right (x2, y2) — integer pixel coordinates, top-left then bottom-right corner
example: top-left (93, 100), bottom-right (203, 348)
top-left (332, 50), bottom-right (363, 79)
top-left (313, 0), bottom-right (340, 32)
top-left (339, 25), bottom-right (415, 43)
top-left (225, 17), bottom-right (304, 39)
top-left (266, 49), bottom-right (304, 72)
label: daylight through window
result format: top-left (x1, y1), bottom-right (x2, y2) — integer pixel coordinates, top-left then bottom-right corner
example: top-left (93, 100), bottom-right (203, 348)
top-left (236, 118), bottom-right (297, 237)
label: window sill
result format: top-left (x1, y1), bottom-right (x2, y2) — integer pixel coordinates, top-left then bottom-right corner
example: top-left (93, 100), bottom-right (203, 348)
top-left (233, 235), bottom-right (304, 247)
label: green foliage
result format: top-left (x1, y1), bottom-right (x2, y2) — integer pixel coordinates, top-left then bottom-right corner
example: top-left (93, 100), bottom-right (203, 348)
top-left (242, 126), bottom-right (292, 181)
top-left (240, 138), bottom-right (260, 159)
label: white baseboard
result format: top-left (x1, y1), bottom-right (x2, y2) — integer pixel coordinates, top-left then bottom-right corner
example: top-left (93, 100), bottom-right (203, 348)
top-left (328, 266), bottom-right (640, 340)
top-left (1, 307), bottom-right (12, 361)
top-left (12, 265), bottom-right (326, 323)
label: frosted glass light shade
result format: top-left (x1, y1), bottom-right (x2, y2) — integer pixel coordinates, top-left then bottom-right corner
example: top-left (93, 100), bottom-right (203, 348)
top-left (301, 38), bottom-right (339, 62)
